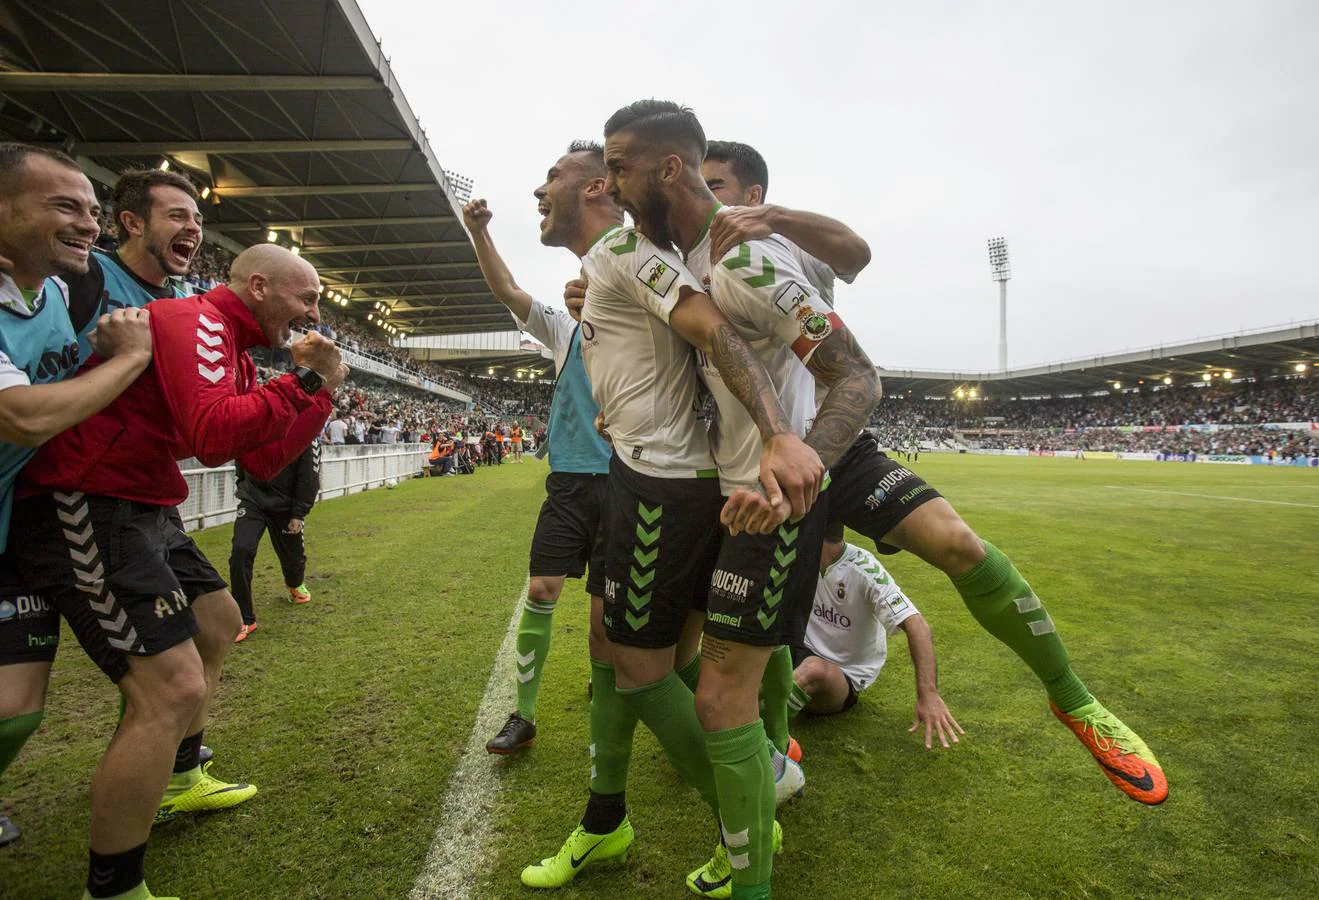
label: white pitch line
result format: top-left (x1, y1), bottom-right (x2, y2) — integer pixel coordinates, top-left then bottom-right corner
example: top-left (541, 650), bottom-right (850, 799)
top-left (410, 576), bottom-right (529, 900)
top-left (1105, 485), bottom-right (1319, 509)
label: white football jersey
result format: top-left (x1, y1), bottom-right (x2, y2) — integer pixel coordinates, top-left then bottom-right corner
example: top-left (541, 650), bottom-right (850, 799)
top-left (684, 211), bottom-right (841, 493)
top-left (804, 543), bottom-right (919, 691)
top-left (580, 226), bottom-right (716, 479)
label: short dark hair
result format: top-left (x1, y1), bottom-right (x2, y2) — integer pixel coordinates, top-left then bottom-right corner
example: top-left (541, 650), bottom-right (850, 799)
top-left (566, 140), bottom-right (606, 177)
top-left (705, 140), bottom-right (769, 199)
top-left (824, 521), bottom-right (845, 543)
top-left (112, 169), bottom-right (199, 237)
top-left (603, 99), bottom-right (706, 163)
top-left (0, 142), bottom-right (82, 191)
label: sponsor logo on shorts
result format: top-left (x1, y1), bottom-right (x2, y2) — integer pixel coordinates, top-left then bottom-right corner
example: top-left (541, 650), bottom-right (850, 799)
top-left (708, 611), bottom-right (742, 628)
top-left (154, 589), bottom-right (189, 619)
top-left (635, 255), bottom-right (680, 297)
top-left (863, 466), bottom-right (918, 510)
top-left (813, 604), bottom-right (852, 629)
top-left (710, 569), bottom-right (751, 599)
top-left (898, 484), bottom-right (933, 505)
top-left (0, 595), bottom-right (52, 623)
top-left (27, 633), bottom-right (57, 648)
top-left (604, 578), bottom-right (618, 601)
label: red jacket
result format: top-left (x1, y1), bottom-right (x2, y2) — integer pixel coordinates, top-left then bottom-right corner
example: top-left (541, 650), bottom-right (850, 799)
top-left (21, 286), bottom-right (332, 506)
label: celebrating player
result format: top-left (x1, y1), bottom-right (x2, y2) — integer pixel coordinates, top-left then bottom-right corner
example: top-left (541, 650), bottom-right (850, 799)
top-left (460, 148), bottom-right (618, 756)
top-left (12, 243), bottom-right (342, 900)
top-left (0, 144), bottom-right (155, 848)
top-left (790, 522), bottom-right (962, 752)
top-left (701, 137), bottom-right (1167, 806)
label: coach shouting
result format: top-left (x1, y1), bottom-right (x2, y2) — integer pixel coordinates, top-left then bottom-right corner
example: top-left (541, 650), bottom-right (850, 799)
top-left (12, 243), bottom-right (343, 900)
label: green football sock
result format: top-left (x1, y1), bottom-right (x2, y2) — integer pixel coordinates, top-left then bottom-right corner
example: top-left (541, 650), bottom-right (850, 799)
top-left (514, 596), bottom-right (556, 720)
top-left (707, 720), bottom-right (775, 892)
top-left (759, 646), bottom-right (793, 753)
top-left (589, 659), bottom-right (638, 795)
top-left (952, 541), bottom-right (1094, 713)
top-left (676, 651), bottom-right (701, 692)
top-left (617, 672), bottom-right (719, 812)
top-left (0, 710), bottom-right (44, 777)
top-left (787, 683), bottom-right (811, 718)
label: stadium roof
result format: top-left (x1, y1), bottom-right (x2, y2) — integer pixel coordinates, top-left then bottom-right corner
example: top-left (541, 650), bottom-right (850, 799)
top-left (0, 0), bottom-right (511, 336)
top-left (879, 320), bottom-right (1319, 397)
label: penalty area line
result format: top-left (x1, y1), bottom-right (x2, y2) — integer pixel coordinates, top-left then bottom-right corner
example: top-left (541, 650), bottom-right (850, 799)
top-left (1105, 485), bottom-right (1319, 509)
top-left (409, 576), bottom-right (529, 900)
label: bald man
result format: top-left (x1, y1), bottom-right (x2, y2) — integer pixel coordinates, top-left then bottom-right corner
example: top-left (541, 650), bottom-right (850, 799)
top-left (13, 243), bottom-right (343, 900)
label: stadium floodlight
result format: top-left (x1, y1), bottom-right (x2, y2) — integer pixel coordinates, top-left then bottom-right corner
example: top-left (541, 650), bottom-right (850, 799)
top-left (158, 158), bottom-right (170, 171)
top-left (1296, 363), bottom-right (1308, 372)
top-left (266, 230), bottom-right (278, 243)
top-left (200, 185), bottom-right (211, 200)
top-left (987, 237), bottom-right (1010, 371)
top-left (1222, 370), bottom-right (1233, 380)
top-left (1202, 373), bottom-right (1212, 381)
top-left (290, 245), bottom-right (301, 256)
top-left (1163, 376), bottom-right (1173, 385)
top-left (1113, 382), bottom-right (1122, 390)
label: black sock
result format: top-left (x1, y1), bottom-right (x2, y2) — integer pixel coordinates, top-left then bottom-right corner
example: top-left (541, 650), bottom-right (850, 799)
top-left (87, 842), bottom-right (148, 899)
top-left (580, 790), bottom-right (626, 834)
top-left (174, 731), bottom-right (203, 774)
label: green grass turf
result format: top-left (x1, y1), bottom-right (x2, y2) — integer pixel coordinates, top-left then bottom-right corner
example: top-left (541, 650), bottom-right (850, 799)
top-left (4, 455), bottom-right (1317, 898)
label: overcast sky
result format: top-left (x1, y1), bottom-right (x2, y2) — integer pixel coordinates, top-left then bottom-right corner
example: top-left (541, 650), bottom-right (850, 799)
top-left (361, 0), bottom-right (1317, 372)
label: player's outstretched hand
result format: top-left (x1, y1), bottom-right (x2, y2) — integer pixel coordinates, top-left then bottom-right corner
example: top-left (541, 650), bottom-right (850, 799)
top-left (89, 307), bottom-right (152, 360)
top-left (909, 692), bottom-right (964, 750)
top-left (463, 198), bottom-right (492, 233)
top-left (758, 433), bottom-right (824, 520)
top-left (710, 205), bottom-right (777, 264)
top-left (323, 362), bottom-right (349, 395)
top-left (720, 485), bottom-right (784, 535)
top-left (293, 331), bottom-right (342, 379)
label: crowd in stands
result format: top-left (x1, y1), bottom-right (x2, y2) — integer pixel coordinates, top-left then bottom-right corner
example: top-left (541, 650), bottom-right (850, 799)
top-left (869, 377), bottom-right (1318, 459)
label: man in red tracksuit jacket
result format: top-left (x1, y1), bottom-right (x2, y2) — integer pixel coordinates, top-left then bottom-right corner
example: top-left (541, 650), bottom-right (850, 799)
top-left (13, 243), bottom-right (344, 900)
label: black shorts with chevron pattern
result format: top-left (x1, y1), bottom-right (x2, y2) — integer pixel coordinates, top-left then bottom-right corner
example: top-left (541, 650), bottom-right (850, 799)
top-left (704, 495), bottom-right (829, 648)
top-left (600, 455), bottom-right (723, 649)
top-left (11, 493), bottom-right (224, 682)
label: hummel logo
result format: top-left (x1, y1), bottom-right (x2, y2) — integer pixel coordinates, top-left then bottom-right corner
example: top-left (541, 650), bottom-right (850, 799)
top-left (570, 839), bottom-right (606, 868)
top-left (1100, 761), bottom-right (1154, 792)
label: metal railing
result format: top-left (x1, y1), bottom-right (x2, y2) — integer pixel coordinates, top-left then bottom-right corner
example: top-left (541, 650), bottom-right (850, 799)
top-left (176, 443), bottom-right (431, 531)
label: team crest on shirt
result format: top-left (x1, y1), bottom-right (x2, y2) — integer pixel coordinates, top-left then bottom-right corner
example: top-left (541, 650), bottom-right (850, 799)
top-left (835, 581), bottom-right (846, 600)
top-left (636, 255), bottom-right (679, 298)
top-left (795, 306), bottom-right (833, 342)
top-left (774, 281), bottom-right (808, 315)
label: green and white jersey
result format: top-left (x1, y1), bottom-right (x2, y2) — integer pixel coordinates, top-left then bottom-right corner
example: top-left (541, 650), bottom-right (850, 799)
top-left (580, 225), bottom-right (715, 479)
top-left (684, 211), bottom-right (841, 493)
top-left (808, 543), bottom-right (919, 691)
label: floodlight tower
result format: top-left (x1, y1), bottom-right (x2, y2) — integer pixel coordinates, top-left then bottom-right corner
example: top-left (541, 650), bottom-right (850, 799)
top-left (987, 237), bottom-right (1011, 371)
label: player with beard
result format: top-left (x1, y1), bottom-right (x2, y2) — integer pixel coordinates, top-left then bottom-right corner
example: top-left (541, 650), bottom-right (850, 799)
top-left (600, 102), bottom-right (881, 900)
top-left (520, 133), bottom-right (824, 888)
top-left (700, 138), bottom-right (1167, 809)
top-left (459, 142), bottom-right (619, 756)
top-left (13, 244), bottom-right (342, 900)
top-left (0, 144), bottom-right (154, 848)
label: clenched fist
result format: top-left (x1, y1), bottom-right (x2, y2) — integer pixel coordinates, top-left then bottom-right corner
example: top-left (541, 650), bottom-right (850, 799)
top-left (89, 307), bottom-right (152, 360)
top-left (291, 330), bottom-right (342, 379)
top-left (463, 199), bottom-right (493, 233)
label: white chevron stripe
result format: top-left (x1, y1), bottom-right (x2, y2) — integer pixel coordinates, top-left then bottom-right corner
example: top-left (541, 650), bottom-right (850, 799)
top-left (89, 595), bottom-right (116, 615)
top-left (68, 546), bottom-right (97, 566)
top-left (515, 649), bottom-right (535, 667)
top-left (104, 607), bottom-right (129, 633)
top-left (198, 364), bottom-right (225, 383)
top-left (56, 509), bottom-right (82, 526)
top-left (75, 563), bottom-right (104, 583)
top-left (76, 582), bottom-right (102, 596)
top-left (63, 522), bottom-right (94, 545)
top-left (514, 669), bottom-right (535, 684)
top-left (589, 743), bottom-right (596, 758)
top-left (196, 329), bottom-right (223, 347)
top-left (53, 491), bottom-right (84, 506)
top-left (728, 851), bottom-right (750, 870)
top-left (196, 344), bottom-right (224, 363)
top-left (198, 313), bottom-right (224, 332)
top-left (107, 630), bottom-right (140, 652)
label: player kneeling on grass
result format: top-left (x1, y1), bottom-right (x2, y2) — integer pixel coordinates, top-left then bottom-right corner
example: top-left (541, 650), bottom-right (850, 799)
top-left (789, 523), bottom-right (963, 750)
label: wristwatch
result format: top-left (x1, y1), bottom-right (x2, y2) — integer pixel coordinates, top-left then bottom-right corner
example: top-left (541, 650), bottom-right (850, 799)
top-left (292, 366), bottom-right (324, 395)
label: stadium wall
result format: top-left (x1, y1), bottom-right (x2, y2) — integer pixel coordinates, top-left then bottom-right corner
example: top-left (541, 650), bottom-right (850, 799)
top-left (177, 443), bottom-right (431, 531)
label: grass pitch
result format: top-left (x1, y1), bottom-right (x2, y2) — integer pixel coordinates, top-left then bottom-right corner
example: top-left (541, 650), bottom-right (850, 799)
top-left (3, 456), bottom-right (1316, 899)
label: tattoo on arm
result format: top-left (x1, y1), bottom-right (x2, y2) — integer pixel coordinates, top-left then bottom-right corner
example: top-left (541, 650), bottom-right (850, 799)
top-left (709, 322), bottom-right (793, 440)
top-left (804, 327), bottom-right (882, 468)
